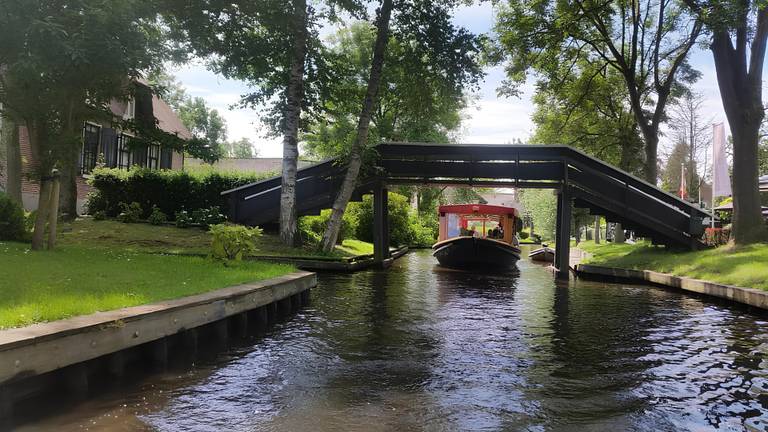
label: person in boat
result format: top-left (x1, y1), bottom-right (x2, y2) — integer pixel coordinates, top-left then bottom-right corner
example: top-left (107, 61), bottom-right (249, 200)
top-left (491, 226), bottom-right (500, 239)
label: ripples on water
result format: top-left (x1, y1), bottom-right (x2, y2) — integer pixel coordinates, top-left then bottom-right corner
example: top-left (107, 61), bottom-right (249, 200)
top-left (19, 250), bottom-right (768, 431)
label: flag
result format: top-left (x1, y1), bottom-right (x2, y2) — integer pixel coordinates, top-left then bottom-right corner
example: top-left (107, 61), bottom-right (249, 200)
top-left (712, 123), bottom-right (732, 197)
top-left (679, 162), bottom-right (687, 199)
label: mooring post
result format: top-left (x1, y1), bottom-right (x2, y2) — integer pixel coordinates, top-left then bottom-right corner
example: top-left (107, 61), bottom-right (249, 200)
top-left (373, 183), bottom-right (390, 263)
top-left (555, 186), bottom-right (572, 280)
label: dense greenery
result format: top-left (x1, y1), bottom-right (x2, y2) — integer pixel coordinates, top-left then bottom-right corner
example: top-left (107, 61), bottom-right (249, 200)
top-left (210, 224), bottom-right (263, 261)
top-left (0, 241), bottom-right (294, 329)
top-left (300, 191), bottom-right (436, 248)
top-left (86, 167), bottom-right (274, 219)
top-left (0, 192), bottom-right (26, 241)
top-left (579, 241), bottom-right (768, 291)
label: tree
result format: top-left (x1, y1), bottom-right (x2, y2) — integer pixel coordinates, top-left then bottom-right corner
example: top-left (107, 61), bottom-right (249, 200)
top-left (178, 97), bottom-right (228, 163)
top-left (303, 22), bottom-right (470, 159)
top-left (319, 0), bottom-right (484, 251)
top-left (664, 91), bottom-right (711, 201)
top-left (495, 0), bottom-right (702, 183)
top-left (684, 0), bottom-right (768, 243)
top-left (0, 112), bottom-right (21, 205)
top-left (0, 0), bottom-right (170, 249)
top-left (163, 0), bottom-right (364, 246)
top-left (227, 138), bottom-right (258, 158)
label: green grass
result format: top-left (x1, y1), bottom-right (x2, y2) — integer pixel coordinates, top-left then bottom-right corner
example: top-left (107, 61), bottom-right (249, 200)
top-left (0, 242), bottom-right (294, 329)
top-left (577, 240), bottom-right (768, 291)
top-left (58, 219), bottom-right (373, 259)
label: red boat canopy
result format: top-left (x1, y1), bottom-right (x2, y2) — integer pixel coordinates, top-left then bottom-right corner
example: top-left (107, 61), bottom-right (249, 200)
top-left (438, 204), bottom-right (518, 217)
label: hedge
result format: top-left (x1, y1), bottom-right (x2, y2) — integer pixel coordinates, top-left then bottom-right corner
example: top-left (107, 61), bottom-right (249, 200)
top-left (87, 167), bottom-right (274, 219)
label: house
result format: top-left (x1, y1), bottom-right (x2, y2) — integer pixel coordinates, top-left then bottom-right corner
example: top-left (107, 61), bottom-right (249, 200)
top-left (0, 82), bottom-right (191, 212)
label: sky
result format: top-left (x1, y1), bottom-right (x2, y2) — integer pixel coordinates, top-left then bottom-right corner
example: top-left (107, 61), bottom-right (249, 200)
top-left (173, 3), bottom-right (742, 159)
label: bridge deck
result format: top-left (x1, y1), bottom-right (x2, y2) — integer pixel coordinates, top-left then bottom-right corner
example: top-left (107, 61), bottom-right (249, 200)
top-left (222, 143), bottom-right (710, 275)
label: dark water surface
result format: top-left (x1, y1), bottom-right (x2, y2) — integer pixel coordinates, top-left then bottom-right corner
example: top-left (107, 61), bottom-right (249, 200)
top-left (18, 250), bottom-right (768, 431)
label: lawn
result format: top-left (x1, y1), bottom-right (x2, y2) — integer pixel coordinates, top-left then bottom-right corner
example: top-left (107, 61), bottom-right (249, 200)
top-left (58, 218), bottom-right (374, 259)
top-left (577, 241), bottom-right (768, 291)
top-left (0, 242), bottom-right (294, 329)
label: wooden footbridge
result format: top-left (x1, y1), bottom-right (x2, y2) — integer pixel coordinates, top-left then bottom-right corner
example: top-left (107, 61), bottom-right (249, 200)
top-left (222, 143), bottom-right (710, 278)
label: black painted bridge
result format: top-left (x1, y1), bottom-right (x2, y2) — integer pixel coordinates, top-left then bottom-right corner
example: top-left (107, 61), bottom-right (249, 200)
top-left (222, 143), bottom-right (710, 278)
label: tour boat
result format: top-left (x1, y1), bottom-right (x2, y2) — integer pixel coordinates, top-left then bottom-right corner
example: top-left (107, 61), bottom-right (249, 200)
top-left (528, 244), bottom-right (555, 263)
top-left (432, 204), bottom-right (522, 269)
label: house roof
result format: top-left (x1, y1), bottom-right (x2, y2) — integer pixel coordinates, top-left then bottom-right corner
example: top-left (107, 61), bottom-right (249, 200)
top-left (151, 95), bottom-right (192, 140)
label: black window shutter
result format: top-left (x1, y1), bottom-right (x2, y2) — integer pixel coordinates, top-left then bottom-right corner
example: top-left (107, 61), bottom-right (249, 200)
top-left (160, 147), bottom-right (173, 169)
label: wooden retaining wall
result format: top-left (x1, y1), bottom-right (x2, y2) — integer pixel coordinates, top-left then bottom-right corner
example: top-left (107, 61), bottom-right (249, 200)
top-left (576, 264), bottom-right (768, 310)
top-left (0, 271), bottom-right (316, 421)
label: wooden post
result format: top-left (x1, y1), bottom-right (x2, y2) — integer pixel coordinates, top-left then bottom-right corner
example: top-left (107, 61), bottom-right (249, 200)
top-left (556, 186), bottom-right (572, 280)
top-left (373, 184), bottom-right (390, 262)
top-left (47, 169), bottom-right (61, 250)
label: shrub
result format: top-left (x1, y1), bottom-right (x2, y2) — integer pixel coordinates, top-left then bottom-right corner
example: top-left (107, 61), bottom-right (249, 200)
top-left (116, 202), bottom-right (143, 223)
top-left (519, 231), bottom-right (529, 240)
top-left (0, 193), bottom-right (26, 241)
top-left (148, 206), bottom-right (168, 225)
top-left (209, 224), bottom-right (263, 260)
top-left (192, 206), bottom-right (226, 228)
top-left (89, 167), bottom-right (273, 219)
top-left (299, 208), bottom-right (356, 246)
top-left (24, 210), bottom-right (37, 233)
top-left (92, 210), bottom-right (107, 221)
top-left (409, 216), bottom-right (436, 247)
top-left (354, 192), bottom-right (415, 247)
top-left (175, 210), bottom-right (192, 228)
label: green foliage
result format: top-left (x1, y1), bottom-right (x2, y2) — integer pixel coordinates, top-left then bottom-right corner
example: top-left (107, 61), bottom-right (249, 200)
top-left (519, 231), bottom-right (529, 240)
top-left (520, 189), bottom-right (557, 241)
top-left (303, 21), bottom-right (483, 159)
top-left (148, 206), bottom-right (168, 225)
top-left (209, 223), bottom-right (263, 261)
top-left (89, 167), bottom-right (271, 219)
top-left (191, 206), bottom-right (226, 228)
top-left (24, 210), bottom-right (37, 234)
top-left (92, 211), bottom-right (107, 221)
top-left (174, 210), bottom-right (192, 228)
top-left (117, 202), bottom-right (143, 223)
top-left (300, 209), bottom-right (356, 246)
top-left (0, 192), bottom-right (25, 241)
top-left (354, 192), bottom-right (418, 247)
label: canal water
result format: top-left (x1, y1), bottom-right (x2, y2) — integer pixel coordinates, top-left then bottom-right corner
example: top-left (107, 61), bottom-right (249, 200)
top-left (17, 250), bottom-right (768, 431)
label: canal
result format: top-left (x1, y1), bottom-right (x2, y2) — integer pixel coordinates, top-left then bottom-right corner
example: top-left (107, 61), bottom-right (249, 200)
top-left (18, 249), bottom-right (768, 431)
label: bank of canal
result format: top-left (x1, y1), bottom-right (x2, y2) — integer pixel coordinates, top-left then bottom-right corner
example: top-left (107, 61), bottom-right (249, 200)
top-left (16, 249), bottom-right (768, 431)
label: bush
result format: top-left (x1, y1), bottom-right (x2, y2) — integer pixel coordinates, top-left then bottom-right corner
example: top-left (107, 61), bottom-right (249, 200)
top-left (92, 210), bottom-right (107, 221)
top-left (299, 208), bottom-right (356, 246)
top-left (174, 210), bottom-right (192, 228)
top-left (117, 202), bottom-right (143, 223)
top-left (409, 216), bottom-right (437, 247)
top-left (519, 231), bottom-right (529, 240)
top-left (148, 206), bottom-right (168, 225)
top-left (354, 192), bottom-right (415, 247)
top-left (0, 193), bottom-right (26, 241)
top-left (24, 210), bottom-right (37, 233)
top-left (89, 167), bottom-right (274, 219)
top-left (209, 224), bottom-right (263, 260)
top-left (192, 206), bottom-right (226, 228)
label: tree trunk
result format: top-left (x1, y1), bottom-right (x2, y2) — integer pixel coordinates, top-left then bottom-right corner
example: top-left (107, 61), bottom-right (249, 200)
top-left (59, 152), bottom-right (79, 220)
top-left (279, 0), bottom-right (308, 247)
top-left (31, 176), bottom-right (52, 250)
top-left (2, 119), bottom-right (22, 205)
top-left (614, 222), bottom-right (626, 243)
top-left (594, 215), bottom-right (600, 244)
top-left (321, 0), bottom-right (394, 252)
top-left (640, 125), bottom-right (659, 184)
top-left (709, 15), bottom-right (768, 244)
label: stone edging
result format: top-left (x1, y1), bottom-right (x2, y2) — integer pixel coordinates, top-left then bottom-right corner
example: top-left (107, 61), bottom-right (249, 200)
top-left (575, 264), bottom-right (768, 310)
top-left (0, 271), bottom-right (316, 385)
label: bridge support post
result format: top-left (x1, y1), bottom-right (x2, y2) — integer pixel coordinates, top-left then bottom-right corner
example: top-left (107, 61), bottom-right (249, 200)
top-left (373, 184), bottom-right (390, 263)
top-left (555, 186), bottom-right (572, 279)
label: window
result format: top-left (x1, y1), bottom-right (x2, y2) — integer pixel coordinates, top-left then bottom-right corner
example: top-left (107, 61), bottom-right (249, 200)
top-left (81, 123), bottom-right (101, 174)
top-left (148, 144), bottom-right (160, 170)
top-left (117, 133), bottom-right (132, 169)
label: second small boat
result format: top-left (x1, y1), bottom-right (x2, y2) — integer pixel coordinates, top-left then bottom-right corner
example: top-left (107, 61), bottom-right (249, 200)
top-left (528, 244), bottom-right (555, 263)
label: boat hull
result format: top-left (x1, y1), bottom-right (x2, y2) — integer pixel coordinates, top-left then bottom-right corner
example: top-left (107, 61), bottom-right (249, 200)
top-left (432, 237), bottom-right (521, 269)
top-left (528, 247), bottom-right (555, 263)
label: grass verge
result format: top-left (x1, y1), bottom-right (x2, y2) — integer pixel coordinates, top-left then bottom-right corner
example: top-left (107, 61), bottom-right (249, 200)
top-left (0, 242), bottom-right (294, 329)
top-left (577, 241), bottom-right (768, 291)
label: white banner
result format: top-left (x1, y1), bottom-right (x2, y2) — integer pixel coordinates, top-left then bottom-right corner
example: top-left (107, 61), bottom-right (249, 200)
top-left (712, 123), bottom-right (731, 198)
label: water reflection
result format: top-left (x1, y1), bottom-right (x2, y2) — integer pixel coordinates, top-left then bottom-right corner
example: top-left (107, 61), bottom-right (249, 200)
top-left (17, 250), bottom-right (768, 431)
